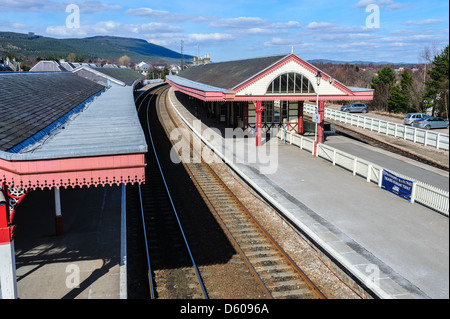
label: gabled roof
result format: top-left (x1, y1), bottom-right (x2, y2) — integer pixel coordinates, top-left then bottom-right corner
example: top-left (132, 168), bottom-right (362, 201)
top-left (92, 67), bottom-right (145, 86)
top-left (167, 54), bottom-right (374, 102)
top-left (73, 66), bottom-right (145, 87)
top-left (0, 72), bottom-right (105, 152)
top-left (176, 55), bottom-right (286, 90)
top-left (29, 60), bottom-right (69, 72)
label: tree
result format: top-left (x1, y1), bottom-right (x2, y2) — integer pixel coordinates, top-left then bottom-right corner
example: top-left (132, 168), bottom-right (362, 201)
top-left (424, 45), bottom-right (449, 118)
top-left (161, 66), bottom-right (170, 81)
top-left (117, 55), bottom-right (130, 66)
top-left (371, 66), bottom-right (396, 111)
top-left (371, 66), bottom-right (396, 86)
top-left (67, 52), bottom-right (77, 62)
top-left (399, 70), bottom-right (414, 112)
top-left (388, 85), bottom-right (407, 113)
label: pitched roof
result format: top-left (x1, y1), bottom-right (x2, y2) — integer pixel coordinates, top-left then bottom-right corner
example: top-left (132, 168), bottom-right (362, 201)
top-left (176, 55), bottom-right (286, 90)
top-left (0, 72), bottom-right (105, 152)
top-left (91, 67), bottom-right (145, 86)
top-left (29, 60), bottom-right (69, 72)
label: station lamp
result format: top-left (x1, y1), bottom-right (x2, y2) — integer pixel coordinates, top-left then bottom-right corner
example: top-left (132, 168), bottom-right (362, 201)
top-left (316, 71), bottom-right (322, 86)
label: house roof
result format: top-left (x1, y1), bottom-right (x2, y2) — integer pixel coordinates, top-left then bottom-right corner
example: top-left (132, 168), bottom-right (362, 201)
top-left (0, 72), bottom-right (105, 152)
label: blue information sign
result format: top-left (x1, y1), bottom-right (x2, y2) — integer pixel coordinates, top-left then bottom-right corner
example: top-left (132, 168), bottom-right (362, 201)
top-left (381, 169), bottom-right (415, 201)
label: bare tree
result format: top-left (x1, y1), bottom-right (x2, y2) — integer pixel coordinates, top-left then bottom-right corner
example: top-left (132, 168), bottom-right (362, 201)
top-left (117, 55), bottom-right (131, 66)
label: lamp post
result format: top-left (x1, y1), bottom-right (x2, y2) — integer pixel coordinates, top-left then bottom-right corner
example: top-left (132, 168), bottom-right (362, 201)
top-left (314, 71), bottom-right (322, 154)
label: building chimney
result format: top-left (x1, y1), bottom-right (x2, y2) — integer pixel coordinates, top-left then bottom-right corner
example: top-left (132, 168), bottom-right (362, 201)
top-left (204, 53), bottom-right (211, 64)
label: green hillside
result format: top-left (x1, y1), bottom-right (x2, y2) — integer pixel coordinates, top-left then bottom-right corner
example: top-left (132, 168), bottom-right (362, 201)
top-left (0, 31), bottom-right (192, 63)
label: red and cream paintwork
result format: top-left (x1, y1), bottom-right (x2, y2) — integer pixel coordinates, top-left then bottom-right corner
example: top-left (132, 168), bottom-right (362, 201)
top-left (166, 54), bottom-right (373, 147)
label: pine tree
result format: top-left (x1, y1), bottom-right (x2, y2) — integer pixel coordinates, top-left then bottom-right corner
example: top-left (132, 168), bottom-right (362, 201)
top-left (388, 85), bottom-right (407, 113)
top-left (371, 66), bottom-right (396, 111)
top-left (424, 45), bottom-right (449, 118)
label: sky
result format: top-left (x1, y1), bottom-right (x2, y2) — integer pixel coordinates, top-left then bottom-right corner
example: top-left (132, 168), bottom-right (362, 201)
top-left (1, 0), bottom-right (448, 63)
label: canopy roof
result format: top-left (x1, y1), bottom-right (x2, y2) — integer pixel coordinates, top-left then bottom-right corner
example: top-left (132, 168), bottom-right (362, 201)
top-left (0, 71), bottom-right (147, 190)
top-left (0, 72), bottom-right (105, 152)
top-left (167, 54), bottom-right (374, 102)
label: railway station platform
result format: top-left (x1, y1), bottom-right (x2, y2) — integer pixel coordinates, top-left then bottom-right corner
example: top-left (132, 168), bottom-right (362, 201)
top-left (10, 184), bottom-right (125, 299)
top-left (6, 84), bottom-right (447, 299)
top-left (168, 88), bottom-right (449, 299)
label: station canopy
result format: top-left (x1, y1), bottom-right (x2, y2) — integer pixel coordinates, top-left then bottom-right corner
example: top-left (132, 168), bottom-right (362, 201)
top-left (166, 53), bottom-right (373, 102)
top-left (0, 70), bottom-right (147, 190)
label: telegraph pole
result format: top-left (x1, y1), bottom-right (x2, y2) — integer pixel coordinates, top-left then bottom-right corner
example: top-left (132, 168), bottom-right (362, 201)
top-left (180, 40), bottom-right (184, 70)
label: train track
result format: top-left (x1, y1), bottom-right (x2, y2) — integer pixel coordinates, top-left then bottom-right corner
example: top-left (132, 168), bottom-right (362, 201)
top-left (126, 84), bottom-right (329, 299)
top-left (156, 84), bottom-right (326, 299)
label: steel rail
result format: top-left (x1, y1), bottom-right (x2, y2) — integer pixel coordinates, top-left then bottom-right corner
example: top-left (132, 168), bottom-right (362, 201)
top-left (159, 86), bottom-right (326, 299)
top-left (139, 85), bottom-right (208, 299)
top-left (155, 87), bottom-right (274, 298)
top-left (134, 86), bottom-right (160, 299)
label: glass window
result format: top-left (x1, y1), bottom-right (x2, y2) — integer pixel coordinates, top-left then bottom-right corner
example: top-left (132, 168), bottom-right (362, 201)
top-left (302, 75), bottom-right (309, 93)
top-left (288, 73), bottom-right (295, 93)
top-left (263, 101), bottom-right (274, 122)
top-left (295, 74), bottom-right (302, 93)
top-left (281, 101), bottom-right (288, 119)
top-left (273, 76), bottom-right (280, 93)
top-left (280, 74), bottom-right (287, 93)
top-left (266, 72), bottom-right (315, 94)
top-left (274, 101), bottom-right (281, 123)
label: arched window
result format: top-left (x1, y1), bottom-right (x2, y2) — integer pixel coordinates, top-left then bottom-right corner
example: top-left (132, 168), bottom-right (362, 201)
top-left (266, 72), bottom-right (315, 94)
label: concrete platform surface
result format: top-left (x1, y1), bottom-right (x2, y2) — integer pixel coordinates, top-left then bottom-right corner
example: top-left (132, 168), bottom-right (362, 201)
top-left (12, 185), bottom-right (124, 299)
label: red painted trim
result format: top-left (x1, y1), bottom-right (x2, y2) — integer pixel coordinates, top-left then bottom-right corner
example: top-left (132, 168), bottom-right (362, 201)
top-left (0, 153), bottom-right (146, 190)
top-left (233, 54), bottom-right (356, 96)
top-left (0, 183), bottom-right (27, 243)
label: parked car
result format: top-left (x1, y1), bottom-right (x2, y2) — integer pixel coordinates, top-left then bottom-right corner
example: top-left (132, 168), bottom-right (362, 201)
top-left (340, 103), bottom-right (368, 113)
top-left (404, 113), bottom-right (427, 125)
top-left (411, 116), bottom-right (449, 130)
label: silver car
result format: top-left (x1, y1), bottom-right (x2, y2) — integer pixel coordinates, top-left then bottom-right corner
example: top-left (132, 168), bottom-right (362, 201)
top-left (404, 113), bottom-right (427, 125)
top-left (411, 116), bottom-right (449, 130)
top-left (340, 103), bottom-right (368, 113)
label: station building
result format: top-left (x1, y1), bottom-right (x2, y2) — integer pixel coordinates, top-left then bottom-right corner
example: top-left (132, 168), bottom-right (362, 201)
top-left (0, 67), bottom-right (146, 298)
top-left (167, 53), bottom-right (374, 146)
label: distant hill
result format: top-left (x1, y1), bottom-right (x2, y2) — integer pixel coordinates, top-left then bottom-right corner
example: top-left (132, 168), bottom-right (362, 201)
top-left (0, 31), bottom-right (193, 63)
top-left (308, 58), bottom-right (416, 66)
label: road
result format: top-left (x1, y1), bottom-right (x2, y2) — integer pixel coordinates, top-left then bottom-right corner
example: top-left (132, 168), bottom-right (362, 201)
top-left (327, 104), bottom-right (449, 134)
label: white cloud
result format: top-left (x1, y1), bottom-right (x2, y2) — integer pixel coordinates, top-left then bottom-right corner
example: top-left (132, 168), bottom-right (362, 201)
top-left (46, 21), bottom-right (182, 38)
top-left (263, 37), bottom-right (295, 47)
top-left (307, 22), bottom-right (335, 29)
top-left (403, 19), bottom-right (444, 26)
top-left (1, 0), bottom-right (122, 12)
top-left (187, 33), bottom-right (235, 43)
top-left (125, 8), bottom-right (194, 23)
top-left (209, 17), bottom-right (266, 29)
top-left (353, 0), bottom-right (409, 11)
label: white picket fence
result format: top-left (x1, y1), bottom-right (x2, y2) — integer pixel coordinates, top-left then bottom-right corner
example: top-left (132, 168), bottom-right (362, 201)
top-left (303, 103), bottom-right (449, 151)
top-left (277, 127), bottom-right (449, 216)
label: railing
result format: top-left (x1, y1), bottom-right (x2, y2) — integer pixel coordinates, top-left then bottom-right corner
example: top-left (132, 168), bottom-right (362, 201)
top-left (277, 127), bottom-right (449, 217)
top-left (303, 103), bottom-right (449, 151)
